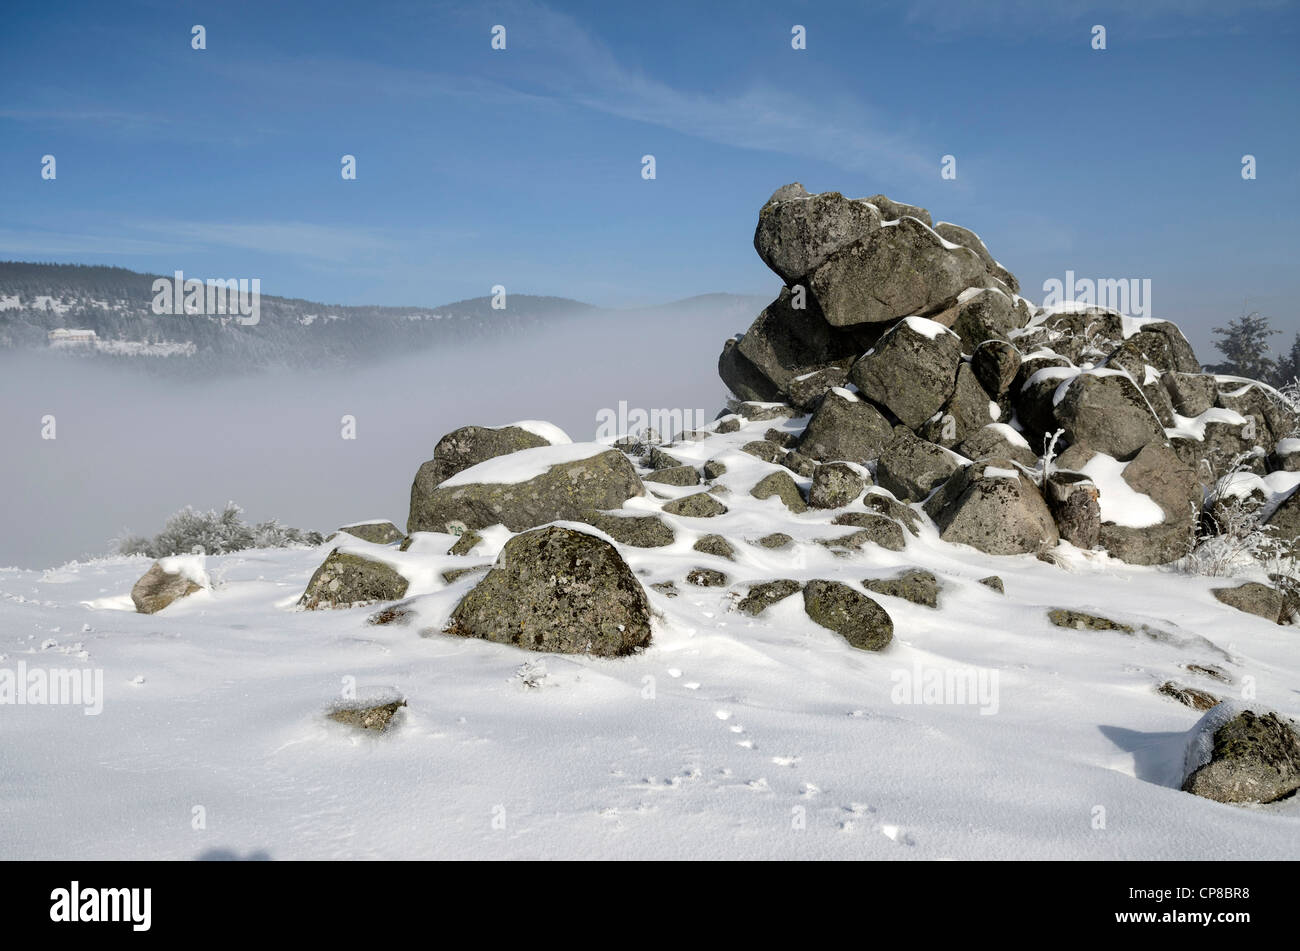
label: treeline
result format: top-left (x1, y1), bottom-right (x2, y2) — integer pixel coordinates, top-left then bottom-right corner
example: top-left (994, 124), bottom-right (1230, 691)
top-left (1203, 311), bottom-right (1300, 389)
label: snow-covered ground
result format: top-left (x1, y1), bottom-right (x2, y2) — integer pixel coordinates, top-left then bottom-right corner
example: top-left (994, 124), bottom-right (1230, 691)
top-left (2, 414), bottom-right (1298, 860)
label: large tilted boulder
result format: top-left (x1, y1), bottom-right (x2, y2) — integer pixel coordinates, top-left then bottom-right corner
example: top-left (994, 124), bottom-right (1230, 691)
top-left (932, 222), bottom-right (1020, 295)
top-left (131, 557), bottom-right (207, 614)
top-left (753, 185), bottom-right (882, 285)
top-left (929, 287), bottom-right (1025, 353)
top-left (919, 362), bottom-right (998, 449)
top-left (718, 336), bottom-right (781, 403)
top-left (299, 550), bottom-right (410, 610)
top-left (876, 428), bottom-right (964, 502)
top-left (1163, 371), bottom-right (1219, 417)
top-left (1182, 704), bottom-right (1300, 804)
top-left (731, 286), bottom-right (873, 401)
top-left (1053, 370), bottom-right (1167, 461)
top-left (798, 387), bottom-right (893, 464)
top-left (970, 340), bottom-right (1023, 402)
top-left (809, 217), bottom-right (989, 328)
top-left (923, 459), bottom-right (1059, 556)
top-left (850, 317), bottom-right (963, 430)
top-left (445, 526), bottom-right (652, 657)
top-left (407, 444), bottom-right (644, 534)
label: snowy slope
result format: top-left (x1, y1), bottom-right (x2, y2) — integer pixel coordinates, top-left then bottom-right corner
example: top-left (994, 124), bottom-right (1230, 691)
top-left (2, 410), bottom-right (1298, 860)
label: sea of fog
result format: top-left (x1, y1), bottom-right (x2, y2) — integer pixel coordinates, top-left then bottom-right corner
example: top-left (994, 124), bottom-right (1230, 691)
top-left (0, 296), bottom-right (766, 569)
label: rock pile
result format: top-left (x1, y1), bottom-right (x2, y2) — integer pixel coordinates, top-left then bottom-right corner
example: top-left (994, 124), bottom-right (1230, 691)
top-left (720, 183), bottom-right (1298, 566)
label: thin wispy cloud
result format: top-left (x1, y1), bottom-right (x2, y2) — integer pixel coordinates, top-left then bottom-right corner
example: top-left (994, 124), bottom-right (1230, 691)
top-left (468, 0), bottom-right (938, 178)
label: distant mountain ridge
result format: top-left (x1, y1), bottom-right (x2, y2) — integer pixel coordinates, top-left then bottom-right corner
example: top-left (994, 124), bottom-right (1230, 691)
top-left (0, 261), bottom-right (598, 372)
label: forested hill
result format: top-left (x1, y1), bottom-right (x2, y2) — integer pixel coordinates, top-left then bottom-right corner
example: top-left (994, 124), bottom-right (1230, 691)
top-left (0, 261), bottom-right (595, 372)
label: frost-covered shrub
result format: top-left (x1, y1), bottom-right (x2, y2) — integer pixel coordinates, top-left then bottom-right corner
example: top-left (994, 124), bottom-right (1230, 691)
top-left (117, 503), bottom-right (322, 558)
top-left (1180, 452), bottom-right (1294, 579)
top-left (1272, 377), bottom-right (1300, 438)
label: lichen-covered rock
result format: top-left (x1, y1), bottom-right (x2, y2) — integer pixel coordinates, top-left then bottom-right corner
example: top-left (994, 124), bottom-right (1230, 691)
top-left (810, 218), bottom-right (988, 328)
top-left (646, 447), bottom-right (685, 470)
top-left (930, 287), bottom-right (1022, 353)
top-left (732, 287), bottom-right (872, 400)
top-left (1057, 441), bottom-right (1199, 565)
top-left (685, 568), bottom-right (728, 587)
top-left (1212, 582), bottom-right (1287, 624)
top-left (863, 569), bottom-right (940, 608)
top-left (1162, 371), bottom-right (1219, 418)
top-left (798, 388), bottom-right (893, 464)
top-left (334, 521), bottom-right (404, 545)
top-left (932, 222), bottom-right (1019, 294)
top-left (809, 461), bottom-right (870, 509)
top-left (131, 559), bottom-right (204, 614)
top-left (876, 428), bottom-right (964, 503)
top-left (787, 365), bottom-right (850, 412)
top-left (970, 339), bottom-right (1023, 401)
top-left (1054, 371), bottom-right (1167, 461)
top-left (737, 579), bottom-right (802, 617)
top-left (408, 446), bottom-right (644, 534)
top-left (923, 459), bottom-right (1058, 556)
top-left (1047, 609), bottom-right (1134, 633)
top-left (862, 194), bottom-right (932, 226)
top-left (1216, 379), bottom-right (1294, 449)
top-left (1182, 706), bottom-right (1300, 804)
top-left (750, 470), bottom-right (808, 513)
top-left (719, 336), bottom-right (780, 402)
top-left (780, 450), bottom-right (818, 478)
top-left (1044, 470), bottom-right (1101, 550)
top-left (580, 512), bottom-right (676, 548)
top-left (802, 580), bottom-right (893, 651)
top-left (753, 186), bottom-right (882, 284)
top-left (663, 492), bottom-right (728, 518)
top-left (756, 532), bottom-right (793, 549)
top-left (978, 575), bottom-right (1005, 594)
top-left (850, 318), bottom-right (963, 430)
top-left (919, 363), bottom-right (998, 449)
top-left (448, 530), bottom-right (484, 556)
top-left (445, 526), bottom-right (652, 657)
top-left (643, 465), bottom-right (701, 487)
top-left (692, 534), bottom-right (736, 559)
top-left (740, 439), bottom-right (784, 463)
top-left (818, 515), bottom-right (907, 553)
top-left (327, 699), bottom-right (407, 733)
top-left (299, 550), bottom-right (410, 610)
top-left (412, 424), bottom-right (552, 492)
top-left (957, 423), bottom-right (1038, 467)
top-left (734, 401), bottom-right (796, 422)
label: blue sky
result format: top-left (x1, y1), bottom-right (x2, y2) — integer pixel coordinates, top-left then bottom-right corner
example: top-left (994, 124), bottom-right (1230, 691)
top-left (1, 0), bottom-right (1297, 354)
